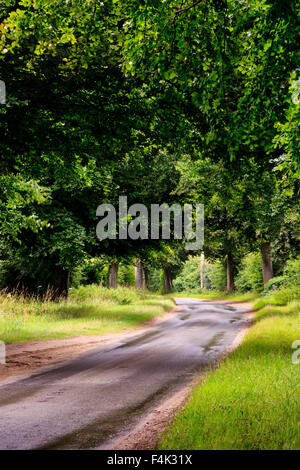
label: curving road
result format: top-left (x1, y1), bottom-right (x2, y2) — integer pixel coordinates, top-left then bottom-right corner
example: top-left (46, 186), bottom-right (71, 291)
top-left (0, 299), bottom-right (250, 450)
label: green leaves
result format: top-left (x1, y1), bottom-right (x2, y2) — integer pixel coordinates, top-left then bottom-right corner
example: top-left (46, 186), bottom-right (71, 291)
top-left (0, 174), bottom-right (49, 242)
top-left (0, 0), bottom-right (298, 293)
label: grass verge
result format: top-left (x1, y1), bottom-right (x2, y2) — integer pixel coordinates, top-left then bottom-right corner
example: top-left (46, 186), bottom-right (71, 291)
top-left (166, 291), bottom-right (224, 299)
top-left (0, 286), bottom-right (174, 343)
top-left (168, 290), bottom-right (259, 302)
top-left (159, 299), bottom-right (300, 450)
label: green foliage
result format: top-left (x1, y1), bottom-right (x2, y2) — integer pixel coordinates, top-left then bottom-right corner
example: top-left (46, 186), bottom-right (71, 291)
top-left (0, 0), bottom-right (184, 295)
top-left (69, 285), bottom-right (139, 305)
top-left (235, 253), bottom-right (263, 292)
top-left (173, 256), bottom-right (201, 292)
top-left (0, 0), bottom-right (299, 300)
top-left (78, 258), bottom-right (109, 287)
top-left (253, 257), bottom-right (300, 309)
top-left (0, 174), bottom-right (49, 243)
top-left (270, 287), bottom-right (300, 305)
top-left (284, 256), bottom-right (300, 286)
top-left (208, 261), bottom-right (227, 291)
top-left (173, 256), bottom-right (226, 292)
top-left (147, 269), bottom-right (161, 292)
top-left (273, 73), bottom-right (300, 189)
top-left (118, 264), bottom-right (135, 286)
top-left (254, 285), bottom-right (300, 310)
top-left (263, 276), bottom-right (286, 294)
top-left (254, 257), bottom-right (300, 309)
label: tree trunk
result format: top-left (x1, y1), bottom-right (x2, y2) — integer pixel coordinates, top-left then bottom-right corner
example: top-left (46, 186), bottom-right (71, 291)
top-left (143, 265), bottom-right (149, 290)
top-left (108, 262), bottom-right (118, 289)
top-left (200, 252), bottom-right (204, 289)
top-left (260, 242), bottom-right (273, 285)
top-left (226, 253), bottom-right (235, 293)
top-left (135, 260), bottom-right (143, 289)
top-left (163, 268), bottom-right (172, 294)
top-left (55, 267), bottom-right (71, 299)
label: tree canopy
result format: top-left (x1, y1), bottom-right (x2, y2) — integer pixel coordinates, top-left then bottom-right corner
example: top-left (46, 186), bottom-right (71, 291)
top-left (0, 0), bottom-right (299, 294)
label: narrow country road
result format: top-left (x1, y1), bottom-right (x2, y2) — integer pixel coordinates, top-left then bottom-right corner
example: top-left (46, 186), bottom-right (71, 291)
top-left (0, 299), bottom-right (251, 450)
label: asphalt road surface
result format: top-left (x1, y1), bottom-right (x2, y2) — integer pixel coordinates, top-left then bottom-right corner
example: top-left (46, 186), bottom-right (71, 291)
top-left (0, 299), bottom-right (250, 450)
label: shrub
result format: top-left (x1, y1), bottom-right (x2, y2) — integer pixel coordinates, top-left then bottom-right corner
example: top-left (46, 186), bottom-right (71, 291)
top-left (264, 275), bottom-right (287, 294)
top-left (173, 256), bottom-right (201, 291)
top-left (172, 256), bottom-right (226, 292)
top-left (271, 287), bottom-right (300, 305)
top-left (235, 252), bottom-right (263, 292)
top-left (69, 285), bottom-right (138, 304)
top-left (106, 287), bottom-right (138, 304)
top-left (284, 257), bottom-right (300, 286)
top-left (207, 261), bottom-right (226, 291)
top-left (78, 258), bottom-right (108, 286)
top-left (118, 264), bottom-right (135, 286)
top-left (255, 286), bottom-right (300, 309)
top-left (148, 269), bottom-right (162, 292)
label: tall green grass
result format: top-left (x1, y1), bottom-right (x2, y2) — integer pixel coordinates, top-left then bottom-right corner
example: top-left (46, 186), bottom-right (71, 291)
top-left (0, 286), bottom-right (174, 343)
top-left (254, 286), bottom-right (300, 309)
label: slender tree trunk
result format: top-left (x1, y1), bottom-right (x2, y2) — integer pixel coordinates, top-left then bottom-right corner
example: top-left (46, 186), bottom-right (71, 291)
top-left (143, 265), bottom-right (149, 290)
top-left (108, 262), bottom-right (118, 289)
top-left (260, 242), bottom-right (273, 285)
top-left (163, 268), bottom-right (172, 294)
top-left (55, 267), bottom-right (71, 298)
top-left (200, 252), bottom-right (204, 289)
top-left (135, 260), bottom-right (143, 289)
top-left (226, 253), bottom-right (235, 293)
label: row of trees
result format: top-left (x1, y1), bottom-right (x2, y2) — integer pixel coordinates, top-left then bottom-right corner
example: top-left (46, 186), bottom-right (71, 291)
top-left (0, 0), bottom-right (299, 296)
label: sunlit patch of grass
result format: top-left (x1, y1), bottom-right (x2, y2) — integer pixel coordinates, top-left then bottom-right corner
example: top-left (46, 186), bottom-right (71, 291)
top-left (159, 299), bottom-right (300, 450)
top-left (0, 286), bottom-right (174, 343)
